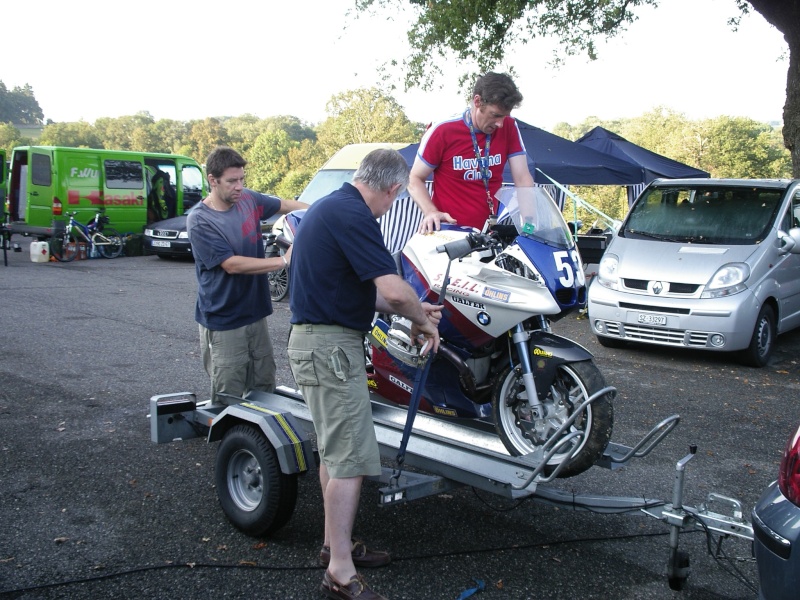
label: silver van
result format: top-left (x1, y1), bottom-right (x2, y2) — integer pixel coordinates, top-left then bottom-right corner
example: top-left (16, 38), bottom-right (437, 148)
top-left (587, 178), bottom-right (800, 366)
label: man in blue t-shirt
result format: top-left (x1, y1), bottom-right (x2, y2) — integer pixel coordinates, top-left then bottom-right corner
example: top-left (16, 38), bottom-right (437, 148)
top-left (288, 149), bottom-right (440, 600)
top-left (187, 146), bottom-right (306, 405)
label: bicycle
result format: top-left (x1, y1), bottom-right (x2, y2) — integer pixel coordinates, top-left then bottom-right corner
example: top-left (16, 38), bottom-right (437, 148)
top-left (263, 232), bottom-right (289, 302)
top-left (49, 211), bottom-right (124, 262)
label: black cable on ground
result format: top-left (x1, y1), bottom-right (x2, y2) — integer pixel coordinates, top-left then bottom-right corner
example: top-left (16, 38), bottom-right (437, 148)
top-left (0, 527), bottom-right (732, 597)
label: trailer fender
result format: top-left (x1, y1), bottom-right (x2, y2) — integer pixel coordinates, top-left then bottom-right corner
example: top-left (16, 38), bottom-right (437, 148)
top-left (208, 400), bottom-right (314, 476)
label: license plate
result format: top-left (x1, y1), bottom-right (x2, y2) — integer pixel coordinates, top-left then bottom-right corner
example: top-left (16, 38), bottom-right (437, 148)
top-left (152, 240), bottom-right (171, 248)
top-left (637, 313), bottom-right (667, 326)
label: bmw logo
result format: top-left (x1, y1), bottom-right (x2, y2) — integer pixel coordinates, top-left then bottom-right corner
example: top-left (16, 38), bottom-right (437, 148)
top-left (477, 312), bottom-right (491, 326)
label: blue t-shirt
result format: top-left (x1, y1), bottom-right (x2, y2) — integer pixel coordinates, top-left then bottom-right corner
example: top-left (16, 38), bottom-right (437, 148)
top-left (289, 183), bottom-right (398, 331)
top-left (187, 189), bottom-right (281, 330)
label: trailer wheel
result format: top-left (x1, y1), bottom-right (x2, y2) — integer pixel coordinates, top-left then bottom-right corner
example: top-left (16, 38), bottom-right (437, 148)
top-left (215, 423), bottom-right (298, 537)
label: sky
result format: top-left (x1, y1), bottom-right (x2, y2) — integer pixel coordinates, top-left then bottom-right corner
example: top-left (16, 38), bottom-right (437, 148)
top-left (1, 0), bottom-right (789, 132)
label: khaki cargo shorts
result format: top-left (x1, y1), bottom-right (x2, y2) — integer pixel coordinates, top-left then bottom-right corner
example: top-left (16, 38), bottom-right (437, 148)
top-left (287, 324), bottom-right (380, 479)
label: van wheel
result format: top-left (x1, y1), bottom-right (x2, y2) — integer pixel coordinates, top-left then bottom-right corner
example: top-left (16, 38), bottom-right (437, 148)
top-left (739, 304), bottom-right (776, 368)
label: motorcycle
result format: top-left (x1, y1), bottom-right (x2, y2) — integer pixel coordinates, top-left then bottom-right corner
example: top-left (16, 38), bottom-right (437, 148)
top-left (281, 187), bottom-right (614, 478)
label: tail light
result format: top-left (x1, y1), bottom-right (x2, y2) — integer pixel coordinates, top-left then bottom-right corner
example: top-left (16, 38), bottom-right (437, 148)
top-left (778, 424), bottom-right (800, 506)
top-left (53, 197), bottom-right (63, 216)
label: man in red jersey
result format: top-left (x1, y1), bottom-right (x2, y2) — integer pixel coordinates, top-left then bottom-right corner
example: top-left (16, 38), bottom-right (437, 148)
top-left (408, 72), bottom-right (534, 232)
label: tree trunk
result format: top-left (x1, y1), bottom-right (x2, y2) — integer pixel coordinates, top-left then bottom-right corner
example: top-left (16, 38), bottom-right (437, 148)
top-left (785, 30), bottom-right (800, 177)
top-left (748, 0), bottom-right (800, 177)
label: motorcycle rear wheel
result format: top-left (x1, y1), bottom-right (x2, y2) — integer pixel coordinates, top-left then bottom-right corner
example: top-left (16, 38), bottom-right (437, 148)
top-left (492, 360), bottom-right (613, 478)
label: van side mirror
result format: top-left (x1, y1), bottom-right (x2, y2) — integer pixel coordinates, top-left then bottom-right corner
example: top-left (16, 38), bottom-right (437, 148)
top-left (779, 228), bottom-right (800, 254)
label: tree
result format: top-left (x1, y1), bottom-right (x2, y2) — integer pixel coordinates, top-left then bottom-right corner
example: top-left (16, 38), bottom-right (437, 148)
top-left (698, 116), bottom-right (791, 178)
top-left (247, 129), bottom-right (296, 194)
top-left (94, 112), bottom-right (156, 150)
top-left (356, 0), bottom-right (800, 177)
top-left (0, 81), bottom-right (44, 125)
top-left (315, 87), bottom-right (422, 157)
top-left (0, 122), bottom-right (23, 155)
top-left (222, 114), bottom-right (271, 156)
top-left (149, 119), bottom-right (191, 154)
top-left (39, 121), bottom-right (101, 148)
top-left (277, 139), bottom-right (329, 199)
top-left (186, 118), bottom-right (229, 163)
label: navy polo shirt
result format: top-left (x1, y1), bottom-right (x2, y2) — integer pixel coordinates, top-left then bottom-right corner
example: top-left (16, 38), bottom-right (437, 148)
top-left (289, 183), bottom-right (397, 331)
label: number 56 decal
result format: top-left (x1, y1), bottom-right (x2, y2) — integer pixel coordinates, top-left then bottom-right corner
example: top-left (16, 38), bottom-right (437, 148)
top-left (554, 250), bottom-right (585, 287)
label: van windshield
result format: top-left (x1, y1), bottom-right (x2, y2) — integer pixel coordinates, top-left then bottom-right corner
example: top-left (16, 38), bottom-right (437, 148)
top-left (297, 169), bottom-right (355, 205)
top-left (623, 185), bottom-right (784, 244)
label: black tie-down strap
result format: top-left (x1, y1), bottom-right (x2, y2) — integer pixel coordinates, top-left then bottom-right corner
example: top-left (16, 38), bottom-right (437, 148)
top-left (389, 352), bottom-right (433, 486)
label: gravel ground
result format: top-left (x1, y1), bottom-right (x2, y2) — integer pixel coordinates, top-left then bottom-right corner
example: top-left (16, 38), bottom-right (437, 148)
top-left (1, 237), bottom-right (797, 599)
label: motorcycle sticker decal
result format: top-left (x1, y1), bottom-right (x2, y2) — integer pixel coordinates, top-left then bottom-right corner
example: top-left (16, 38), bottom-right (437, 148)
top-left (477, 312), bottom-right (491, 326)
top-left (389, 374), bottom-right (413, 394)
top-left (482, 287), bottom-right (511, 303)
top-left (554, 250), bottom-right (586, 287)
top-left (369, 324), bottom-right (388, 348)
top-left (433, 273), bottom-right (485, 297)
top-left (450, 296), bottom-right (486, 310)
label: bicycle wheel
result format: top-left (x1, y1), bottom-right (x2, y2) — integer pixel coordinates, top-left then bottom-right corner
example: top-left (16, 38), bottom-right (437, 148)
top-left (96, 228), bottom-right (123, 258)
top-left (269, 247), bottom-right (289, 302)
top-left (49, 232), bottom-right (78, 262)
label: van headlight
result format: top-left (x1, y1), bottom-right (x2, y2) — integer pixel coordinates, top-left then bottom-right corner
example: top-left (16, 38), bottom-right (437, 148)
top-left (701, 263), bottom-right (750, 298)
top-left (596, 253), bottom-right (620, 290)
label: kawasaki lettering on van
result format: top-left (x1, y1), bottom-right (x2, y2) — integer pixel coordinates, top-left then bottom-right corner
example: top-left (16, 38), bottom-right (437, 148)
top-left (67, 190), bottom-right (143, 206)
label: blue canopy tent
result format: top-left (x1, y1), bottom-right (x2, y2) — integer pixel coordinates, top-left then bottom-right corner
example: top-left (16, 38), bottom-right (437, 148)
top-left (575, 126), bottom-right (709, 205)
top-left (503, 120), bottom-right (644, 186)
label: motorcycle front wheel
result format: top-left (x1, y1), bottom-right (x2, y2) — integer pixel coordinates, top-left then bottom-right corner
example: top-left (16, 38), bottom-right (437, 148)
top-left (492, 360), bottom-right (613, 478)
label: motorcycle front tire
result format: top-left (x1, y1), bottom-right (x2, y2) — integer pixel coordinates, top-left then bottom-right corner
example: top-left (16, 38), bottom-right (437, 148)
top-left (491, 360), bottom-right (613, 478)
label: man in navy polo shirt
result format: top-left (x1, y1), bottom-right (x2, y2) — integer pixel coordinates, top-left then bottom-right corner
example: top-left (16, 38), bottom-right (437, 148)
top-left (288, 149), bottom-right (440, 600)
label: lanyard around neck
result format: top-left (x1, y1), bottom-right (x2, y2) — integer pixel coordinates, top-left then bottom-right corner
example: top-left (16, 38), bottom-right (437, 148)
top-left (464, 108), bottom-right (496, 222)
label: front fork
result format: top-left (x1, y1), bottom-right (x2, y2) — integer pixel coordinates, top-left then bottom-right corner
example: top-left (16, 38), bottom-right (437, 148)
top-left (510, 316), bottom-right (551, 415)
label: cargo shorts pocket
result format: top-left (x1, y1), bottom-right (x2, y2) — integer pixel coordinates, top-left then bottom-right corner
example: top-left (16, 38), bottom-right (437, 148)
top-left (287, 349), bottom-right (319, 386)
top-left (328, 346), bottom-right (352, 383)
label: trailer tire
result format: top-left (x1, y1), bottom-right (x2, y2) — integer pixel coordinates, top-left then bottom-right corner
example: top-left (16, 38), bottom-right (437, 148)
top-left (215, 423), bottom-right (298, 537)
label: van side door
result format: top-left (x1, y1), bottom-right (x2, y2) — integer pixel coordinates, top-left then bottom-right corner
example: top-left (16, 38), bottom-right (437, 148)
top-left (63, 150), bottom-right (102, 221)
top-left (178, 161), bottom-right (205, 211)
top-left (102, 158), bottom-right (146, 233)
top-left (27, 148), bottom-right (55, 227)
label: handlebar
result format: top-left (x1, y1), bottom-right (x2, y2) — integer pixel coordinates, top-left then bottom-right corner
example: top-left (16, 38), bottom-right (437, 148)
top-left (435, 232), bottom-right (497, 260)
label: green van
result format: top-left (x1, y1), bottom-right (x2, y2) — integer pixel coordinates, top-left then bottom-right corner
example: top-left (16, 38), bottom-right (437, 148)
top-left (6, 146), bottom-right (206, 239)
